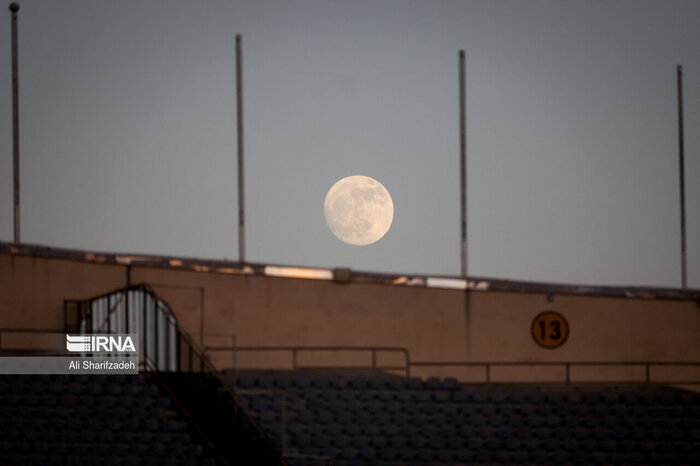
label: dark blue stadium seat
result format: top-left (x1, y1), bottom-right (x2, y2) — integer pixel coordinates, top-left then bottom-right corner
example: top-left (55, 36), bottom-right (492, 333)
top-left (0, 374), bottom-right (224, 466)
top-left (221, 370), bottom-right (700, 465)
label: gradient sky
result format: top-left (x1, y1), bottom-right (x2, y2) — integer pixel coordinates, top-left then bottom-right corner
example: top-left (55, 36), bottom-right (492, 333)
top-left (0, 0), bottom-right (698, 288)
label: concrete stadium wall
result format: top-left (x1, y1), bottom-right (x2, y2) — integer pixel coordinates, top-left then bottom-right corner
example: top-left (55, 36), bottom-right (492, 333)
top-left (1, 247), bottom-right (699, 383)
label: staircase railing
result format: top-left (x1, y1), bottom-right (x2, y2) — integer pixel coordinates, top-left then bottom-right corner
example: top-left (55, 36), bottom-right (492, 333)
top-left (64, 284), bottom-right (285, 465)
top-left (64, 284), bottom-right (184, 371)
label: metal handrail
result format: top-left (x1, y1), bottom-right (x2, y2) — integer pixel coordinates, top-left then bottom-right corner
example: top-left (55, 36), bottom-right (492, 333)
top-left (205, 345), bottom-right (411, 377)
top-left (64, 284), bottom-right (286, 464)
top-left (144, 358), bottom-right (229, 466)
top-left (236, 387), bottom-right (333, 465)
top-left (410, 360), bottom-right (700, 384)
top-left (204, 344), bottom-right (700, 385)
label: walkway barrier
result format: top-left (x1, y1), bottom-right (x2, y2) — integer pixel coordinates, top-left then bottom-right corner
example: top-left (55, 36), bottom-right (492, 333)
top-left (205, 344), bottom-right (700, 385)
top-left (63, 284), bottom-right (285, 465)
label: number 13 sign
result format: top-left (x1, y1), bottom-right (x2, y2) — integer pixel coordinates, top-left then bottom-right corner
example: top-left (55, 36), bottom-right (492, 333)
top-left (531, 311), bottom-right (569, 349)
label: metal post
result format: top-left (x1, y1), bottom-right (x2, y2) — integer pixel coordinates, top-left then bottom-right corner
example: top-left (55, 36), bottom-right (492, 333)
top-left (231, 333), bottom-right (237, 369)
top-left (142, 290), bottom-right (147, 369)
top-left (459, 50), bottom-right (467, 277)
top-left (154, 306), bottom-right (159, 370)
top-left (168, 317), bottom-right (172, 371)
top-left (10, 3), bottom-right (20, 243)
top-left (646, 363), bottom-right (651, 384)
top-left (236, 34), bottom-right (245, 263)
top-left (124, 289), bottom-right (129, 333)
top-left (106, 296), bottom-right (111, 333)
top-left (677, 65), bottom-right (687, 289)
top-left (175, 329), bottom-right (181, 372)
top-left (86, 302), bottom-right (91, 333)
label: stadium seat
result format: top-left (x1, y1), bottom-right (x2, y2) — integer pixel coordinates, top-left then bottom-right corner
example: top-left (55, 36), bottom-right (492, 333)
top-left (0, 374), bottom-right (223, 465)
top-left (221, 370), bottom-right (700, 465)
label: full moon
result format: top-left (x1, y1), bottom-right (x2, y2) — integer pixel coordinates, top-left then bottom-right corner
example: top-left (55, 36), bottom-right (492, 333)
top-left (324, 175), bottom-right (394, 246)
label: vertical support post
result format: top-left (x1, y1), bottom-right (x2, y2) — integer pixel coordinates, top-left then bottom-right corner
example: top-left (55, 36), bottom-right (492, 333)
top-left (176, 329), bottom-right (181, 373)
top-left (646, 364), bottom-right (651, 384)
top-left (10, 3), bottom-right (20, 243)
top-left (63, 301), bottom-right (67, 333)
top-left (236, 34), bottom-right (245, 263)
top-left (459, 50), bottom-right (467, 277)
top-left (199, 288), bottom-right (204, 352)
top-left (404, 349), bottom-right (410, 377)
top-left (142, 290), bottom-right (147, 369)
top-left (677, 65), bottom-right (687, 289)
top-left (154, 305), bottom-right (159, 370)
top-left (231, 333), bottom-right (237, 369)
top-left (164, 316), bottom-right (169, 371)
top-left (124, 289), bottom-right (129, 334)
top-left (106, 296), bottom-right (111, 333)
top-left (169, 317), bottom-right (174, 371)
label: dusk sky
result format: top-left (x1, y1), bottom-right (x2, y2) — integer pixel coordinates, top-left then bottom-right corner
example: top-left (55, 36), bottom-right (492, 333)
top-left (0, 0), bottom-right (698, 288)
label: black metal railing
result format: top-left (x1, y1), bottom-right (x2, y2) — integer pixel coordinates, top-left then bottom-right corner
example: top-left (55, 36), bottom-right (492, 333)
top-left (64, 284), bottom-right (185, 371)
top-left (410, 360), bottom-right (700, 385)
top-left (206, 345), bottom-right (410, 376)
top-left (64, 284), bottom-right (285, 466)
top-left (205, 344), bottom-right (700, 385)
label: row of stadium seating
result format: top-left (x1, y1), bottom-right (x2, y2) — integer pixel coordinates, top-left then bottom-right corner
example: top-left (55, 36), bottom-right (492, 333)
top-left (225, 369), bottom-right (700, 465)
top-left (3, 368), bottom-right (697, 465)
top-left (0, 374), bottom-right (218, 466)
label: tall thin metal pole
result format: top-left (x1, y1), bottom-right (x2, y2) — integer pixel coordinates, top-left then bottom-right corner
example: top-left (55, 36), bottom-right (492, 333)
top-left (459, 50), bottom-right (467, 277)
top-left (10, 3), bottom-right (20, 243)
top-left (677, 65), bottom-right (687, 289)
top-left (236, 34), bottom-right (245, 262)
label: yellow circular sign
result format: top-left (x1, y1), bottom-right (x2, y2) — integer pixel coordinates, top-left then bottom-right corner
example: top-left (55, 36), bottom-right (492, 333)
top-left (531, 311), bottom-right (569, 349)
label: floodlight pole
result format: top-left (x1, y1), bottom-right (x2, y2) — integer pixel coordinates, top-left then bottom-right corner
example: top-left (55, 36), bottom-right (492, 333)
top-left (236, 34), bottom-right (245, 263)
top-left (459, 50), bottom-right (467, 277)
top-left (677, 65), bottom-right (687, 289)
top-left (10, 3), bottom-right (19, 243)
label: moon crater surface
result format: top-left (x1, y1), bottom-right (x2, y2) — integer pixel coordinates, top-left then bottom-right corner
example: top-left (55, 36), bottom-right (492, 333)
top-left (324, 175), bottom-right (394, 246)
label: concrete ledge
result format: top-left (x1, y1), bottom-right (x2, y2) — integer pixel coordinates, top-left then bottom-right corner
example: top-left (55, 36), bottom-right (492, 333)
top-left (2, 241), bottom-right (698, 300)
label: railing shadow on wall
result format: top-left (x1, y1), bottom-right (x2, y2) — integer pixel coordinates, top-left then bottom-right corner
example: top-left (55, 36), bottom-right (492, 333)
top-left (204, 345), bottom-right (700, 386)
top-left (63, 284), bottom-right (285, 466)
